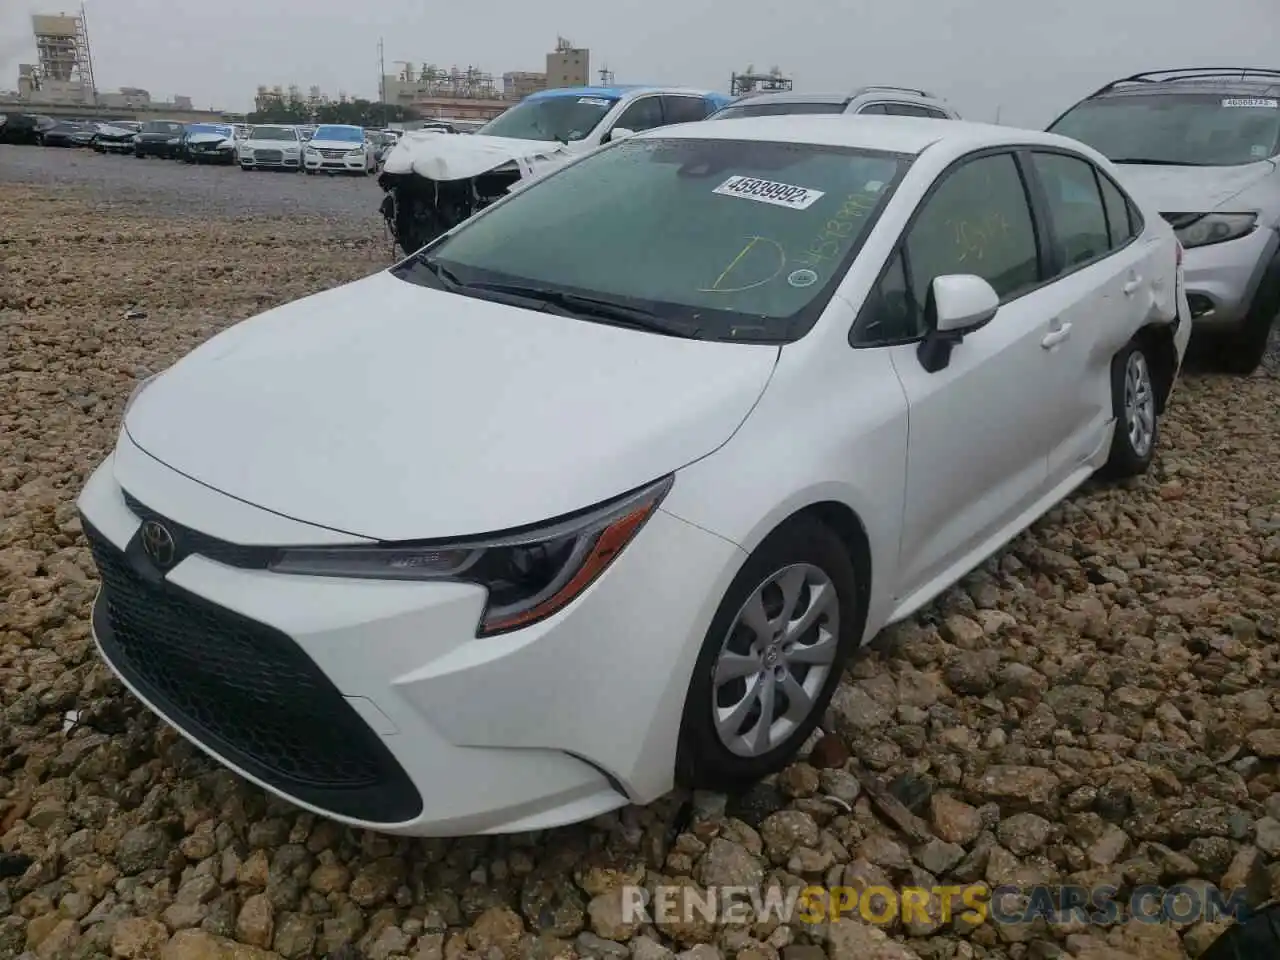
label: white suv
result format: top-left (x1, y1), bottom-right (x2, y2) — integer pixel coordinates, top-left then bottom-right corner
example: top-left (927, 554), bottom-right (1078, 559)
top-left (710, 85), bottom-right (961, 121)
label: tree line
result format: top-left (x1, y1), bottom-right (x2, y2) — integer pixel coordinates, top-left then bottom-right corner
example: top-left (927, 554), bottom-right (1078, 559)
top-left (247, 97), bottom-right (419, 127)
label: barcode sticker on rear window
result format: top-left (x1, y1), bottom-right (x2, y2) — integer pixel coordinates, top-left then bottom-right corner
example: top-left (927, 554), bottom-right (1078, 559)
top-left (712, 176), bottom-right (825, 209)
top-left (1222, 98), bottom-right (1278, 108)
top-left (579, 97), bottom-right (611, 106)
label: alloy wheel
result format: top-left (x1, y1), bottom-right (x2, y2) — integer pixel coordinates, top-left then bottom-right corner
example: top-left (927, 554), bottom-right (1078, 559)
top-left (1123, 350), bottom-right (1155, 458)
top-left (711, 563), bottom-right (840, 757)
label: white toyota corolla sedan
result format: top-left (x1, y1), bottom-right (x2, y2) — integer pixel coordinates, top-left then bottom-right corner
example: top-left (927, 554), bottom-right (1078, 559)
top-left (78, 116), bottom-right (1191, 837)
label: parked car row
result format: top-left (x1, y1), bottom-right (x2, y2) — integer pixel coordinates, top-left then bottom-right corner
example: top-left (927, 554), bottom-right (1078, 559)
top-left (25, 116), bottom-right (396, 175)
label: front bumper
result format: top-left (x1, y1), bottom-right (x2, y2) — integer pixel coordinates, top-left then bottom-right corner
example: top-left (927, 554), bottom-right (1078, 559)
top-left (136, 141), bottom-right (178, 156)
top-left (98, 140), bottom-right (134, 153)
top-left (188, 146), bottom-right (236, 164)
top-left (240, 151), bottom-right (301, 169)
top-left (77, 435), bottom-right (742, 835)
top-left (305, 152), bottom-right (368, 172)
top-left (1180, 226), bottom-right (1279, 332)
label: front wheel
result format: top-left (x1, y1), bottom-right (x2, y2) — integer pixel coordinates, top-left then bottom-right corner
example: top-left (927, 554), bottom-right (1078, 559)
top-left (675, 517), bottom-right (862, 791)
top-left (1217, 266), bottom-right (1280, 375)
top-left (1100, 339), bottom-right (1159, 479)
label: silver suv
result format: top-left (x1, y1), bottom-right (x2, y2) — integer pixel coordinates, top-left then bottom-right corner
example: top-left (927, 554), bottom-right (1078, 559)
top-left (708, 85), bottom-right (961, 121)
top-left (1048, 68), bottom-right (1280, 374)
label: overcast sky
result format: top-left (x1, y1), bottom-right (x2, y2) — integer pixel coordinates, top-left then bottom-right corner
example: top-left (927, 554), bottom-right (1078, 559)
top-left (2, 0), bottom-right (1277, 124)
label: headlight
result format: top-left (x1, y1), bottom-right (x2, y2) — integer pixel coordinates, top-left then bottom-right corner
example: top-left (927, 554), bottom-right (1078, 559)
top-left (1171, 213), bottom-right (1257, 249)
top-left (305, 147), bottom-right (318, 154)
top-left (166, 137), bottom-right (179, 145)
top-left (347, 148), bottom-right (364, 157)
top-left (132, 134), bottom-right (141, 143)
top-left (123, 374), bottom-right (157, 416)
top-left (269, 475), bottom-right (673, 636)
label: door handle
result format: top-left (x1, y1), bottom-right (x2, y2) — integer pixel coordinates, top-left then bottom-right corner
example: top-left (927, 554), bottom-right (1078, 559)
top-left (1041, 322), bottom-right (1073, 349)
top-left (1123, 276), bottom-right (1143, 296)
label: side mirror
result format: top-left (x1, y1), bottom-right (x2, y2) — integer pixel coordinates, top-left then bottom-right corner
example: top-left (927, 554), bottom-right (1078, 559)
top-left (605, 126), bottom-right (635, 143)
top-left (918, 274), bottom-right (999, 373)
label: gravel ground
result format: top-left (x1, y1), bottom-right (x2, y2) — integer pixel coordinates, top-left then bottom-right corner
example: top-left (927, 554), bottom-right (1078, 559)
top-left (0, 144), bottom-right (387, 224)
top-left (2, 173), bottom-right (1280, 960)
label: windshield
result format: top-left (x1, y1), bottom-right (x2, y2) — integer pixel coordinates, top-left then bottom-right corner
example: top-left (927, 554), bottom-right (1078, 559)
top-left (477, 95), bottom-right (618, 142)
top-left (397, 137), bottom-right (909, 342)
top-left (313, 125), bottom-right (363, 142)
top-left (250, 125), bottom-right (297, 141)
top-left (142, 121), bottom-right (183, 134)
top-left (1050, 93), bottom-right (1280, 166)
top-left (187, 124), bottom-right (232, 137)
top-left (712, 101), bottom-right (848, 120)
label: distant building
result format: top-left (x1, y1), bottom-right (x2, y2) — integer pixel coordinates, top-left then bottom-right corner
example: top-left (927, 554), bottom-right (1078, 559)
top-left (503, 71), bottom-right (547, 100)
top-left (374, 39), bottom-right (592, 118)
top-left (12, 14), bottom-right (193, 112)
top-left (253, 84), bottom-right (341, 115)
top-left (546, 37), bottom-right (589, 89)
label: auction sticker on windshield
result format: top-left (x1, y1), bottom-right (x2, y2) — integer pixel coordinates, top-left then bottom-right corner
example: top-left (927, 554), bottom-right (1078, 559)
top-left (713, 176), bottom-right (825, 210)
top-left (579, 97), bottom-right (612, 106)
top-left (1222, 98), bottom-right (1278, 108)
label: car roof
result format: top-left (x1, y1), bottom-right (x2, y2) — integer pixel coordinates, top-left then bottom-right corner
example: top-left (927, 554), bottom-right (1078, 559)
top-left (642, 114), bottom-right (1079, 156)
top-left (727, 91), bottom-right (852, 106)
top-left (1085, 68), bottom-right (1280, 101)
top-left (525, 85), bottom-right (722, 101)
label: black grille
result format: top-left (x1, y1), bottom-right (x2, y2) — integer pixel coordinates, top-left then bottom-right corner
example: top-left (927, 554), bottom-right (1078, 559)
top-left (84, 518), bottom-right (423, 823)
top-left (122, 490), bottom-right (275, 569)
top-left (255, 149), bottom-right (282, 163)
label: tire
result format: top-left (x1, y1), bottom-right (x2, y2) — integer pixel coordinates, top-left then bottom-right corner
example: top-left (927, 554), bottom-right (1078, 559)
top-left (240, 164), bottom-right (251, 171)
top-left (304, 167), bottom-right (314, 175)
top-left (1198, 902), bottom-right (1280, 959)
top-left (1099, 338), bottom-right (1159, 479)
top-left (675, 516), bottom-right (863, 791)
top-left (1217, 268), bottom-right (1280, 376)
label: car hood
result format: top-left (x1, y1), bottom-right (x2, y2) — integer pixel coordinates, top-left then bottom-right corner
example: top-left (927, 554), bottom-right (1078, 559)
top-left (138, 131), bottom-right (178, 141)
top-left (1112, 160), bottom-right (1276, 213)
top-left (124, 270), bottom-right (779, 540)
top-left (382, 131), bottom-right (575, 181)
top-left (309, 138), bottom-right (365, 150)
top-left (187, 132), bottom-right (233, 146)
top-left (97, 125), bottom-right (136, 139)
top-left (244, 138), bottom-right (298, 149)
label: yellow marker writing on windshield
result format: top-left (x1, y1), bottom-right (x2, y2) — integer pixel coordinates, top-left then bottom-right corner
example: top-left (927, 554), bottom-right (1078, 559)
top-left (699, 236), bottom-right (786, 293)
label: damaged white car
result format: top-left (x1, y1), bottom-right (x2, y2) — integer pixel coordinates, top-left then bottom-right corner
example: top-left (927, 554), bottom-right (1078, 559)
top-left (377, 85), bottom-right (732, 252)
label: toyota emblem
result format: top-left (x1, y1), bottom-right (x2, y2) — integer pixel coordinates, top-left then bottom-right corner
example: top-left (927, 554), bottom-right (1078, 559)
top-left (140, 520), bottom-right (177, 568)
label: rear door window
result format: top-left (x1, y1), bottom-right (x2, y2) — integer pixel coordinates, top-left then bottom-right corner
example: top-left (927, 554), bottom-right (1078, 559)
top-left (1096, 170), bottom-right (1140, 248)
top-left (613, 96), bottom-right (664, 132)
top-left (1030, 152), bottom-right (1111, 270)
top-left (881, 103), bottom-right (935, 118)
top-left (661, 95), bottom-right (711, 124)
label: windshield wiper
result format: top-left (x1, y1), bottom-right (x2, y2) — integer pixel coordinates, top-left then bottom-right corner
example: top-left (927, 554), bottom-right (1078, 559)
top-left (1109, 157), bottom-right (1211, 166)
top-left (404, 255), bottom-right (463, 289)
top-left (463, 281), bottom-right (701, 338)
